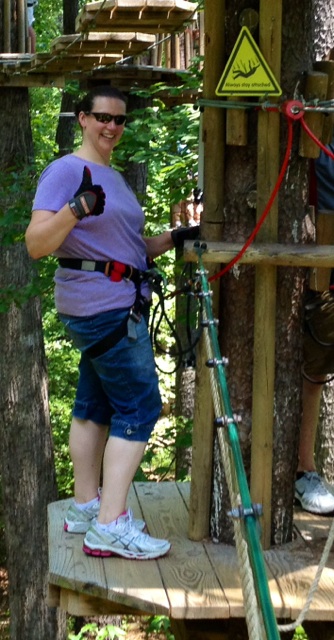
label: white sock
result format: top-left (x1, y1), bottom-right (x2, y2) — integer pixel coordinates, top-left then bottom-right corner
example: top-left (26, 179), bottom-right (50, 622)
top-left (95, 519), bottom-right (117, 533)
top-left (74, 495), bottom-right (99, 511)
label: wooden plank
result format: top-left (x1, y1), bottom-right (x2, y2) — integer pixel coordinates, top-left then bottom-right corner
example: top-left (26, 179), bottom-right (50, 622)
top-left (59, 587), bottom-right (148, 616)
top-left (203, 541), bottom-right (244, 618)
top-left (184, 241), bottom-right (334, 268)
top-left (48, 483), bottom-right (334, 622)
top-left (176, 480), bottom-right (190, 507)
top-left (264, 538), bottom-right (334, 621)
top-left (0, 72), bottom-right (65, 87)
top-left (31, 54), bottom-right (122, 72)
top-left (135, 482), bottom-right (230, 619)
top-left (50, 32), bottom-right (155, 55)
top-left (48, 489), bottom-right (170, 616)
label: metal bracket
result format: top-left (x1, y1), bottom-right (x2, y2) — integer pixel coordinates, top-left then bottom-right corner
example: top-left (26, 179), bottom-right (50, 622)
top-left (228, 503), bottom-right (263, 519)
top-left (206, 357), bottom-right (229, 367)
top-left (201, 318), bottom-right (219, 327)
top-left (214, 413), bottom-right (241, 427)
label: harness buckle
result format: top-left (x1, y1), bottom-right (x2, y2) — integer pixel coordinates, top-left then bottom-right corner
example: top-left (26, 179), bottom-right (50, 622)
top-left (104, 261), bottom-right (112, 277)
top-left (129, 307), bottom-right (141, 323)
top-left (123, 265), bottom-right (134, 282)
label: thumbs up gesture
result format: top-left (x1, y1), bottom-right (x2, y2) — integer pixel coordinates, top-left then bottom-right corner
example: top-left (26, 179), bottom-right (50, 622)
top-left (69, 166), bottom-right (106, 220)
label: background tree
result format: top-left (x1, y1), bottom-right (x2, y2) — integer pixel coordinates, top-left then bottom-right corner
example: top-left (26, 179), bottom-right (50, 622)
top-left (0, 0), bottom-right (67, 637)
top-left (55, 0), bottom-right (79, 157)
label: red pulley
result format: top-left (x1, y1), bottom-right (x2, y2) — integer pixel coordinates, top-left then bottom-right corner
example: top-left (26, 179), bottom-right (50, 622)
top-left (281, 100), bottom-right (304, 120)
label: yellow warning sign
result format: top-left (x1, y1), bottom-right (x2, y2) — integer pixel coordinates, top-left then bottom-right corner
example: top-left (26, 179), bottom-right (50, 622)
top-left (216, 26), bottom-right (282, 97)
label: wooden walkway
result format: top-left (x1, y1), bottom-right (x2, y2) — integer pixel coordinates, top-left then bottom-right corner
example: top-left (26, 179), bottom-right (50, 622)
top-left (48, 481), bottom-right (334, 626)
top-left (0, 0), bottom-right (199, 88)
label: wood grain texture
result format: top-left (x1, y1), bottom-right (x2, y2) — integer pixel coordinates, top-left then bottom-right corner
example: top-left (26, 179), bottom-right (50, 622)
top-left (48, 482), bottom-right (334, 623)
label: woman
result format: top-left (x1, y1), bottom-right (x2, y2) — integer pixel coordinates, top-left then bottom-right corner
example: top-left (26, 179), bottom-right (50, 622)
top-left (26, 85), bottom-right (199, 559)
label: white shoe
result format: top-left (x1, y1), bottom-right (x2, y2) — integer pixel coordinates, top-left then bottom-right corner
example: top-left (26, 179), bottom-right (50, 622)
top-left (64, 498), bottom-right (145, 534)
top-left (295, 472), bottom-right (334, 515)
top-left (83, 511), bottom-right (170, 560)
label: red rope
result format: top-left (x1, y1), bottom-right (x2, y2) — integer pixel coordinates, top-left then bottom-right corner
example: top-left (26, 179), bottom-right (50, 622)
top-left (208, 116), bottom-right (294, 282)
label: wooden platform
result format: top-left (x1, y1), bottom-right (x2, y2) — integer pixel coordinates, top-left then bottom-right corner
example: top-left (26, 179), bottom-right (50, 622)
top-left (75, 0), bottom-right (197, 34)
top-left (0, 0), bottom-right (199, 90)
top-left (48, 481), bottom-right (334, 624)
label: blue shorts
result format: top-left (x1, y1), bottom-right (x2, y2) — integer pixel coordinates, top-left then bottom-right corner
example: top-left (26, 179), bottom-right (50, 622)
top-left (59, 307), bottom-right (162, 442)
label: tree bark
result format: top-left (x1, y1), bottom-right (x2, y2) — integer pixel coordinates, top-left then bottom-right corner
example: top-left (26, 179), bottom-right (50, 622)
top-left (55, 0), bottom-right (79, 157)
top-left (0, 87), bottom-right (67, 639)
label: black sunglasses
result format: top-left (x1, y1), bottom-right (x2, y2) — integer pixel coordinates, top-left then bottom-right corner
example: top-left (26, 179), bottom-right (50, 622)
top-left (86, 112), bottom-right (127, 125)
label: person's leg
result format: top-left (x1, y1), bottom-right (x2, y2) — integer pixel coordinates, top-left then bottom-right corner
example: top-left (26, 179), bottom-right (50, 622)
top-left (69, 417), bottom-right (108, 503)
top-left (98, 436), bottom-right (146, 524)
top-left (295, 375), bottom-right (334, 514)
top-left (297, 376), bottom-right (325, 472)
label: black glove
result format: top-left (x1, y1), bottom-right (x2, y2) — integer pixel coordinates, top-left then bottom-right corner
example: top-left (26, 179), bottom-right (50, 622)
top-left (171, 225), bottom-right (200, 249)
top-left (69, 166), bottom-right (106, 220)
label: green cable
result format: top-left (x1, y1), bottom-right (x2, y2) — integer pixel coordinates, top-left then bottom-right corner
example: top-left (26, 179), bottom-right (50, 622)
top-left (195, 245), bottom-right (281, 640)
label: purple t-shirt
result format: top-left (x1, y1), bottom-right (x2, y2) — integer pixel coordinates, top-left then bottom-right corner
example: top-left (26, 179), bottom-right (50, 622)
top-left (32, 154), bottom-right (150, 316)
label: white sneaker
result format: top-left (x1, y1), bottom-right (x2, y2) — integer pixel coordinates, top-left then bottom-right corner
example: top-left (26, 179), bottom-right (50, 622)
top-left (83, 511), bottom-right (171, 560)
top-left (64, 498), bottom-right (145, 534)
top-left (295, 472), bottom-right (334, 515)
top-left (64, 499), bottom-right (100, 533)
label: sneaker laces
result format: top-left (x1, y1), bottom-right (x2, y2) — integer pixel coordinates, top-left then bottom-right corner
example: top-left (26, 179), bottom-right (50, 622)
top-left (305, 472), bottom-right (328, 495)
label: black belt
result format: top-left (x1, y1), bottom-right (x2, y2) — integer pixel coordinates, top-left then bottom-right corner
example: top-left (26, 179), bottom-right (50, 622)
top-left (58, 258), bottom-right (142, 284)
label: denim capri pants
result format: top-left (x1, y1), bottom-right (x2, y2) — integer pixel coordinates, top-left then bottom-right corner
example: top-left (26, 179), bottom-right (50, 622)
top-left (59, 307), bottom-right (162, 442)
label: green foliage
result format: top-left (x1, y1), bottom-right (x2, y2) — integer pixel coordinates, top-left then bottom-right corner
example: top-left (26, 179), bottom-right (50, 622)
top-left (292, 627), bottom-right (309, 639)
top-left (68, 621), bottom-right (126, 640)
top-left (145, 615), bottom-right (175, 639)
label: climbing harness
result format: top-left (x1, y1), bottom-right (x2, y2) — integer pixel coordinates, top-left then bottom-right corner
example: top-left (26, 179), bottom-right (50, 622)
top-left (58, 256), bottom-right (158, 358)
top-left (58, 256), bottom-right (197, 366)
top-left (58, 257), bottom-right (142, 284)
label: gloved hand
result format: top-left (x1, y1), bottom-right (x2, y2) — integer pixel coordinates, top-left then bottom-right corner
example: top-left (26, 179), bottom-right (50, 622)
top-left (69, 166), bottom-right (106, 220)
top-left (171, 225), bottom-right (200, 249)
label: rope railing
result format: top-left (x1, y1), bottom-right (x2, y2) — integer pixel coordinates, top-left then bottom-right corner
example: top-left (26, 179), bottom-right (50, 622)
top-left (193, 243), bottom-right (281, 640)
top-left (192, 241), bottom-right (334, 637)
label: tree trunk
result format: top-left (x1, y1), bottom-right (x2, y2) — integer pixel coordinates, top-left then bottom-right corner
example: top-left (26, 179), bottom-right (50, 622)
top-left (0, 86), bottom-right (67, 639)
top-left (316, 380), bottom-right (334, 482)
top-left (55, 0), bottom-right (79, 157)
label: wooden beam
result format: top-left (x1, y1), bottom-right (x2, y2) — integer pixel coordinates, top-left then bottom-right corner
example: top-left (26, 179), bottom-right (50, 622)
top-left (188, 0), bottom-right (225, 542)
top-left (0, 73), bottom-right (65, 88)
top-left (249, 1), bottom-right (282, 551)
top-left (50, 32), bottom-right (155, 55)
top-left (184, 241), bottom-right (334, 267)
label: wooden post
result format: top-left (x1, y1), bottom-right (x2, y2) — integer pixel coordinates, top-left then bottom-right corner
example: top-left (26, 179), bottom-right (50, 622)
top-left (188, 0), bottom-right (225, 541)
top-left (226, 97), bottom-right (248, 146)
top-left (4, 0), bottom-right (11, 52)
top-left (299, 71), bottom-right (329, 157)
top-left (250, 1), bottom-right (282, 550)
top-left (309, 211), bottom-right (334, 291)
top-left (314, 60), bottom-right (334, 144)
top-left (17, 0), bottom-right (27, 53)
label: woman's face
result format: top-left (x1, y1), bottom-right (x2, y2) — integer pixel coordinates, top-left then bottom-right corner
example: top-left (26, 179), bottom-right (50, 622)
top-left (79, 95), bottom-right (126, 161)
